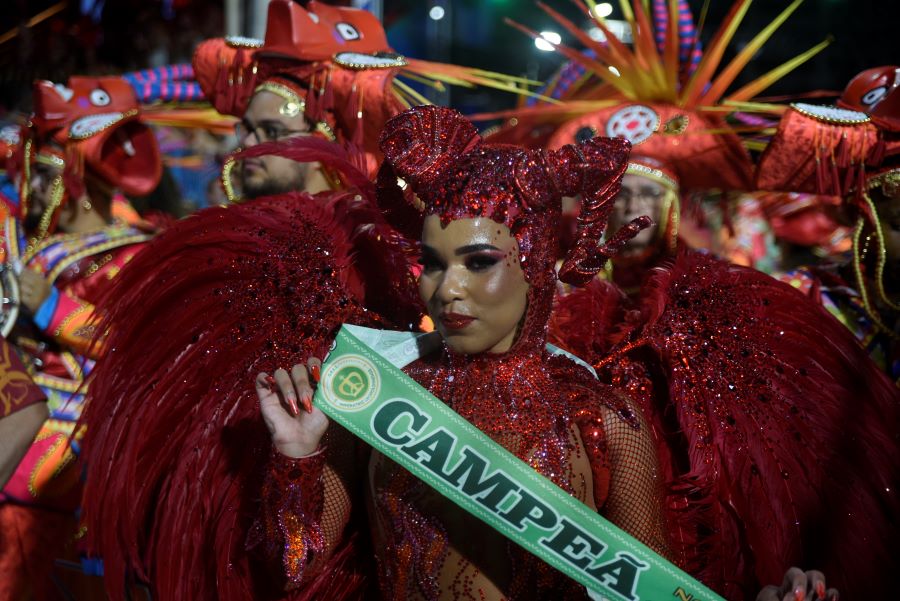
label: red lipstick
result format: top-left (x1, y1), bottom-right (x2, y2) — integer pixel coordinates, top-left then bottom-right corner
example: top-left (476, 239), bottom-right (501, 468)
top-left (439, 312), bottom-right (475, 330)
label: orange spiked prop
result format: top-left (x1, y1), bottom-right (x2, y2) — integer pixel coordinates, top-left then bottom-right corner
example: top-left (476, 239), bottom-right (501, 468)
top-left (681, 0), bottom-right (753, 107)
top-left (726, 38), bottom-right (832, 103)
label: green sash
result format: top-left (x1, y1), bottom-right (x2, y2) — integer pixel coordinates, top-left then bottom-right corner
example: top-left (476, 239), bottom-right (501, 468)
top-left (314, 325), bottom-right (723, 601)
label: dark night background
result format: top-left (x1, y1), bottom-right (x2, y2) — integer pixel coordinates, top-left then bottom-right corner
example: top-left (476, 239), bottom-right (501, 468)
top-left (1, 0), bottom-right (897, 116)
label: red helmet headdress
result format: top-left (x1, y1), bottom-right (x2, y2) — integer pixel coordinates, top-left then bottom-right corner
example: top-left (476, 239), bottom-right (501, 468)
top-left (838, 65), bottom-right (900, 132)
top-left (194, 0), bottom-right (404, 142)
top-left (18, 76), bottom-right (161, 241)
top-left (377, 106), bottom-right (640, 348)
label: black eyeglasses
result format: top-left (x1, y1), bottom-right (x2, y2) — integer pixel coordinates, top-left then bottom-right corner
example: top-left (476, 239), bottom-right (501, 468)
top-left (235, 119), bottom-right (312, 143)
top-left (616, 187), bottom-right (665, 207)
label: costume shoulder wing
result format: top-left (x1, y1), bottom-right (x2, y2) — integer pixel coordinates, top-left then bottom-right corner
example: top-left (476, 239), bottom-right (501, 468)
top-left (635, 250), bottom-right (900, 598)
top-left (79, 192), bottom-right (380, 599)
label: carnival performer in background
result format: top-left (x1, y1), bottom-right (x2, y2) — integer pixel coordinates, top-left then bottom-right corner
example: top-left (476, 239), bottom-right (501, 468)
top-left (0, 75), bottom-right (161, 600)
top-left (759, 66), bottom-right (900, 380)
top-left (192, 0), bottom-right (530, 203)
top-left (76, 2), bottom-right (535, 599)
top-left (255, 106), bottom-right (841, 601)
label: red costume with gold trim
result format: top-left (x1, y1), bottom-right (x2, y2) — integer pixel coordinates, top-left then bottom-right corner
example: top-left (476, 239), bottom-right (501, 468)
top-left (0, 75), bottom-right (161, 600)
top-left (757, 67), bottom-right (900, 380)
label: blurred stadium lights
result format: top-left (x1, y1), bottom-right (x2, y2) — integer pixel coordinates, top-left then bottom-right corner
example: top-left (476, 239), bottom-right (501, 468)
top-left (535, 30), bottom-right (562, 52)
top-left (592, 3), bottom-right (614, 19)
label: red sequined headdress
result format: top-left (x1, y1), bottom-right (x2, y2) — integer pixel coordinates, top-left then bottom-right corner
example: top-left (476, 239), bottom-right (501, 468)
top-left (17, 76), bottom-right (161, 240)
top-left (377, 105), bottom-right (641, 343)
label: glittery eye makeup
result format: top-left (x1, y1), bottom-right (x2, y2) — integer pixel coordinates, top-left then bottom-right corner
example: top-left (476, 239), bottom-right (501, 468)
top-left (463, 253), bottom-right (502, 272)
top-left (417, 246), bottom-right (444, 272)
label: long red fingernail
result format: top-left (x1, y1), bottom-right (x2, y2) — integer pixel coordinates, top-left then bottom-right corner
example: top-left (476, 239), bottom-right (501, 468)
top-left (288, 397), bottom-right (299, 417)
top-left (311, 364), bottom-right (321, 382)
top-left (265, 375), bottom-right (275, 386)
top-left (794, 587), bottom-right (805, 601)
top-left (301, 391), bottom-right (313, 414)
top-left (815, 582), bottom-right (825, 600)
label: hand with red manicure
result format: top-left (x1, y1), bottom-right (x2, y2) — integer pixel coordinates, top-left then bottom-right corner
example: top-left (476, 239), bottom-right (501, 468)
top-left (756, 567), bottom-right (838, 601)
top-left (256, 358), bottom-right (327, 458)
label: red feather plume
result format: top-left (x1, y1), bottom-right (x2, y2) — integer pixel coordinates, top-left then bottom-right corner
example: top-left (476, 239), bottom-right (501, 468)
top-left (552, 250), bottom-right (900, 599)
top-left (79, 138), bottom-right (420, 599)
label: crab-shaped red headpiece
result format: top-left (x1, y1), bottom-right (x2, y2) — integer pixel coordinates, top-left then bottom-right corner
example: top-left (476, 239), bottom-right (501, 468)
top-left (259, 0), bottom-right (390, 63)
top-left (377, 106), bottom-right (634, 288)
top-left (30, 76), bottom-right (161, 197)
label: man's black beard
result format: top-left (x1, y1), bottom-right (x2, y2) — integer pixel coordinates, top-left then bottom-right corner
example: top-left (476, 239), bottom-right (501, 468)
top-left (241, 170), bottom-right (306, 200)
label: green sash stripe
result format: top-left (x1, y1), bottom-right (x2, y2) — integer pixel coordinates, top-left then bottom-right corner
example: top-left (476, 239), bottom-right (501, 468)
top-left (314, 325), bottom-right (723, 601)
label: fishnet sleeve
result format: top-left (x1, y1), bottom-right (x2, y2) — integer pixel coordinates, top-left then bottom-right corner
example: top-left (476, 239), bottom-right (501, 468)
top-left (599, 396), bottom-right (672, 559)
top-left (250, 426), bottom-right (356, 590)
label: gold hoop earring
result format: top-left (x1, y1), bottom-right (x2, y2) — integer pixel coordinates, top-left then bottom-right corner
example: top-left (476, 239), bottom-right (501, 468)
top-left (81, 199), bottom-right (92, 211)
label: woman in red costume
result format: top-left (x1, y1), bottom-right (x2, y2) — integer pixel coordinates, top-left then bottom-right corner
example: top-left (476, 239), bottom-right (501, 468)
top-left (0, 75), bottom-right (161, 600)
top-left (255, 106), bottom-right (842, 601)
top-left (253, 105), bottom-right (666, 600)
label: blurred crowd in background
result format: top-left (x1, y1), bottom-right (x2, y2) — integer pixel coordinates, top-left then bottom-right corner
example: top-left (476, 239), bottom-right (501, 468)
top-left (0, 0), bottom-right (896, 218)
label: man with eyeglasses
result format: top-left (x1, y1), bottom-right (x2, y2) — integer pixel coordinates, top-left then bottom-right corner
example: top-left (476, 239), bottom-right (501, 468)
top-left (234, 90), bottom-right (332, 199)
top-left (604, 157), bottom-right (681, 291)
top-left (191, 0), bottom-right (409, 203)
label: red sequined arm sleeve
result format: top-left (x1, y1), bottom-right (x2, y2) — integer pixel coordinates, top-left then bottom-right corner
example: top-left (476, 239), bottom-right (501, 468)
top-left (251, 428), bottom-right (357, 591)
top-left (253, 447), bottom-right (328, 589)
